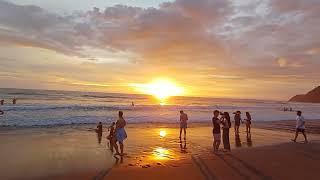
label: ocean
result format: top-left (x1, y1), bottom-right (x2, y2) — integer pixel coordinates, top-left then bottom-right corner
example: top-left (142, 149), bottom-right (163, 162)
top-left (0, 88), bottom-right (320, 127)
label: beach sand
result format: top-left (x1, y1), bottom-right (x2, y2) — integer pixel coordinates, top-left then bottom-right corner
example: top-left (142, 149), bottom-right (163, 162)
top-left (0, 122), bottom-right (320, 180)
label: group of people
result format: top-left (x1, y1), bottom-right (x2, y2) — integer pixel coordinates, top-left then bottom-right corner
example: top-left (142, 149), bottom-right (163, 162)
top-left (179, 110), bottom-right (252, 152)
top-left (96, 109), bottom-right (308, 156)
top-left (96, 111), bottom-right (128, 156)
top-left (0, 97), bottom-right (17, 115)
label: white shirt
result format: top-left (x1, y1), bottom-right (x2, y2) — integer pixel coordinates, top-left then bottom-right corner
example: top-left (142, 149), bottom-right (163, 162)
top-left (296, 115), bottom-right (305, 129)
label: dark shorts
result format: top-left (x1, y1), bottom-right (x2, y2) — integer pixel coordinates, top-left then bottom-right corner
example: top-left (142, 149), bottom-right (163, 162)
top-left (180, 122), bottom-right (187, 129)
top-left (296, 128), bottom-right (305, 133)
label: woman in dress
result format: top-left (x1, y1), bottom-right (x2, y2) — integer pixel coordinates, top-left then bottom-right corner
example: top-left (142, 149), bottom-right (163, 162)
top-left (113, 111), bottom-right (127, 156)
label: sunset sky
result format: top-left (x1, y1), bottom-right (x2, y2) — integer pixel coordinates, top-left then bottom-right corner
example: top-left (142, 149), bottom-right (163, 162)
top-left (0, 0), bottom-right (319, 100)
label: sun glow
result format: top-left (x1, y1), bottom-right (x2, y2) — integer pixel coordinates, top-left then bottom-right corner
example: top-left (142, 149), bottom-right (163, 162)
top-left (131, 78), bottom-right (184, 101)
top-left (159, 130), bottom-right (167, 137)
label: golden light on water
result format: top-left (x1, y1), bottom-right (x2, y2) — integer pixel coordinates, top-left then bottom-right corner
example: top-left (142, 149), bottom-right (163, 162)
top-left (159, 130), bottom-right (167, 137)
top-left (153, 147), bottom-right (170, 160)
top-left (130, 78), bottom-right (184, 101)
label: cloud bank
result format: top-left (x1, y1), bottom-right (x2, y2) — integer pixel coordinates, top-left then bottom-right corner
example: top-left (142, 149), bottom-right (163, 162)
top-left (0, 0), bottom-right (319, 99)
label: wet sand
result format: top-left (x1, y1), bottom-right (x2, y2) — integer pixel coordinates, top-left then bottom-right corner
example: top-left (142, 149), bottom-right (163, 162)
top-left (0, 121), bottom-right (320, 180)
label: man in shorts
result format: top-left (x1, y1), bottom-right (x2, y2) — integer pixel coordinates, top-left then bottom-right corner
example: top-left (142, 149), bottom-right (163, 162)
top-left (179, 110), bottom-right (188, 140)
top-left (212, 110), bottom-right (221, 152)
top-left (292, 111), bottom-right (308, 143)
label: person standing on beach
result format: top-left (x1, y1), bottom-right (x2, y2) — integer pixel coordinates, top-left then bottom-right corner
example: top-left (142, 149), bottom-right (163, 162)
top-left (96, 122), bottom-right (103, 144)
top-left (179, 110), bottom-right (188, 140)
top-left (107, 122), bottom-right (115, 151)
top-left (12, 97), bottom-right (17, 105)
top-left (212, 110), bottom-right (221, 152)
top-left (292, 111), bottom-right (308, 143)
top-left (244, 112), bottom-right (252, 134)
top-left (0, 99), bottom-right (4, 114)
top-left (221, 112), bottom-right (231, 151)
top-left (114, 111), bottom-right (127, 156)
top-left (234, 111), bottom-right (242, 135)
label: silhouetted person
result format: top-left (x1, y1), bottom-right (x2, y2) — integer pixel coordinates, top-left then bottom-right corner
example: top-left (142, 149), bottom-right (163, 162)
top-left (234, 111), bottom-right (242, 135)
top-left (0, 99), bottom-right (4, 105)
top-left (179, 110), bottom-right (188, 140)
top-left (221, 112), bottom-right (231, 151)
top-left (96, 122), bottom-right (103, 144)
top-left (131, 102), bottom-right (135, 107)
top-left (107, 122), bottom-right (116, 151)
top-left (292, 111), bottom-right (308, 143)
top-left (114, 111), bottom-right (127, 156)
top-left (244, 112), bottom-right (252, 134)
top-left (212, 110), bottom-right (221, 152)
top-left (12, 97), bottom-right (17, 105)
top-left (235, 134), bottom-right (242, 147)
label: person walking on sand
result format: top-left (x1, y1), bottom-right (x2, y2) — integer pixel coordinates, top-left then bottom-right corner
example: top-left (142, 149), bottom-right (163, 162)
top-left (179, 110), bottom-right (188, 140)
top-left (234, 111), bottom-right (242, 135)
top-left (212, 110), bottom-right (221, 152)
top-left (221, 112), bottom-right (231, 151)
top-left (114, 111), bottom-right (127, 156)
top-left (292, 111), bottom-right (308, 143)
top-left (244, 112), bottom-right (252, 134)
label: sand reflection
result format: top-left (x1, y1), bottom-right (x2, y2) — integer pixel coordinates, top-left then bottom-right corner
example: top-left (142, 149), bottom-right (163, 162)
top-left (152, 147), bottom-right (173, 160)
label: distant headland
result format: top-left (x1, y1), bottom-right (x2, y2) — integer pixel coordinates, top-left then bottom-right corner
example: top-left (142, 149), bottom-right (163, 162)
top-left (289, 86), bottom-right (320, 103)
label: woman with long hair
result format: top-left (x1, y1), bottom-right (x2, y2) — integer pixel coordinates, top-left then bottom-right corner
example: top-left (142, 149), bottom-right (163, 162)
top-left (221, 112), bottom-right (231, 151)
top-left (244, 112), bottom-right (252, 134)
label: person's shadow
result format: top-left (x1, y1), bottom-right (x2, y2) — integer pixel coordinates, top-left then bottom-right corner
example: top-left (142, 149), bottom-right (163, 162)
top-left (246, 133), bottom-right (253, 147)
top-left (180, 140), bottom-right (187, 153)
top-left (235, 134), bottom-right (242, 147)
top-left (114, 156), bottom-right (124, 165)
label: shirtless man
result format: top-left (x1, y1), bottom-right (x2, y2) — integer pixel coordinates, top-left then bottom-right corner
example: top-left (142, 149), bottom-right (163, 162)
top-left (179, 110), bottom-right (188, 140)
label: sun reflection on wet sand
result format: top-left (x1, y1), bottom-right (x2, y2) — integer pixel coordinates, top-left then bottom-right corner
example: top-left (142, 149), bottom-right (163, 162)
top-left (152, 147), bottom-right (172, 160)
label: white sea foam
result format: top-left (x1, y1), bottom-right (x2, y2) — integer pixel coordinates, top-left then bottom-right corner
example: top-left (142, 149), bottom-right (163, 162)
top-left (0, 88), bottom-right (320, 127)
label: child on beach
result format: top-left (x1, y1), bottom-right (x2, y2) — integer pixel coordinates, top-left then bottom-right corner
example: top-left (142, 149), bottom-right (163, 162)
top-left (212, 110), bottom-right (221, 152)
top-left (292, 111), bottom-right (308, 143)
top-left (244, 112), bottom-right (252, 134)
top-left (107, 122), bottom-right (115, 151)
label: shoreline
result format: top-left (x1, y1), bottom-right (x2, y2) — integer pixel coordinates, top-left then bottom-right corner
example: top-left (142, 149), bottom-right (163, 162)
top-left (1, 119), bottom-right (320, 134)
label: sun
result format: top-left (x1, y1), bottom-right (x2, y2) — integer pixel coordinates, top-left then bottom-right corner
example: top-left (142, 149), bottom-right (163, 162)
top-left (159, 130), bottom-right (167, 137)
top-left (131, 78), bottom-right (184, 101)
